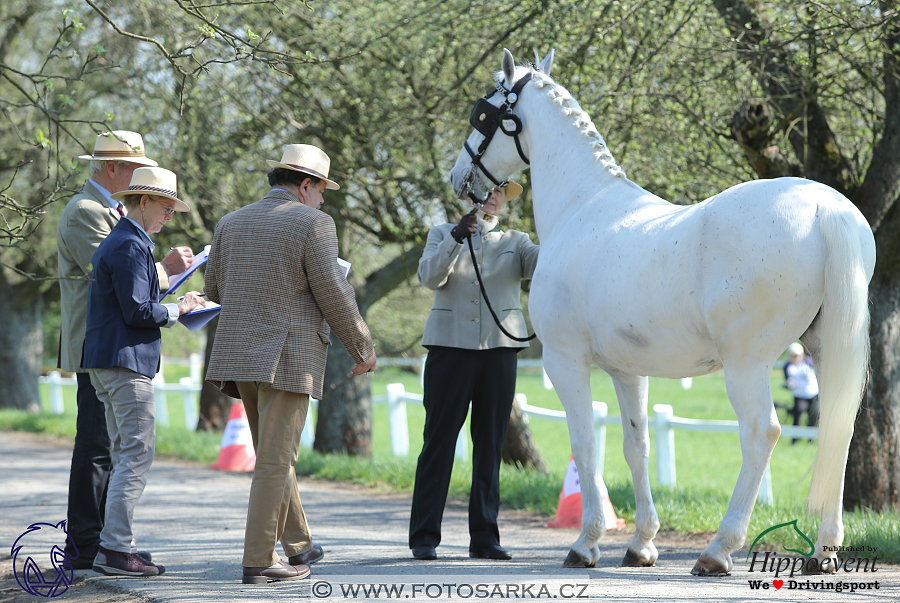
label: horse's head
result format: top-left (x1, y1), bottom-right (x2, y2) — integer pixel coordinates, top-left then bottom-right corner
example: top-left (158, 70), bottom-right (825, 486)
top-left (450, 48), bottom-right (554, 205)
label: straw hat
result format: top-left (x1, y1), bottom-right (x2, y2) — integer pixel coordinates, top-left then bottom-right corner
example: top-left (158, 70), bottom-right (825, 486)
top-left (78, 131), bottom-right (158, 166)
top-left (111, 167), bottom-right (190, 212)
top-left (266, 144), bottom-right (340, 190)
top-left (505, 181), bottom-right (523, 200)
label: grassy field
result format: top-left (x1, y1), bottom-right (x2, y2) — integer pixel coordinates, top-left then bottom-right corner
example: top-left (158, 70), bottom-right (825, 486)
top-left (5, 362), bottom-right (898, 562)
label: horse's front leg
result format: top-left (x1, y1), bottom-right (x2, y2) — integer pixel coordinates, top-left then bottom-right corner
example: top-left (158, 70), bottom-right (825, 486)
top-left (692, 363), bottom-right (780, 576)
top-left (543, 348), bottom-right (602, 568)
top-left (610, 371), bottom-right (660, 567)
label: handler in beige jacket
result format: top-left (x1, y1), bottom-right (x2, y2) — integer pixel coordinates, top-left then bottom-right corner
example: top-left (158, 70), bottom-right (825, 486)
top-left (409, 182), bottom-right (538, 562)
top-left (205, 144), bottom-right (376, 585)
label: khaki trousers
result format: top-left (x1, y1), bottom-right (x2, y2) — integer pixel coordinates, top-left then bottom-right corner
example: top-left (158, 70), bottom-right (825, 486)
top-left (236, 381), bottom-right (312, 567)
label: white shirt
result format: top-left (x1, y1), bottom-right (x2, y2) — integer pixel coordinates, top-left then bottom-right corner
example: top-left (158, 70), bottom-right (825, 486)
top-left (785, 359), bottom-right (818, 399)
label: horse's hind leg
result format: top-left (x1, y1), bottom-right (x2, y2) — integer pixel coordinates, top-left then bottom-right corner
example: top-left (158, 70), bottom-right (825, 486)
top-left (610, 371), bottom-right (660, 567)
top-left (543, 348), bottom-right (602, 568)
top-left (692, 362), bottom-right (781, 576)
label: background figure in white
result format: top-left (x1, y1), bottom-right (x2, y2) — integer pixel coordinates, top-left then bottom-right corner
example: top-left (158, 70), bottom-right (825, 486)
top-left (784, 342), bottom-right (819, 444)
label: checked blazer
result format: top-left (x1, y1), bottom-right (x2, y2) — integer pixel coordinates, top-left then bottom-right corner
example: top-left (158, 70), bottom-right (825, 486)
top-left (56, 180), bottom-right (169, 373)
top-left (204, 189), bottom-right (374, 400)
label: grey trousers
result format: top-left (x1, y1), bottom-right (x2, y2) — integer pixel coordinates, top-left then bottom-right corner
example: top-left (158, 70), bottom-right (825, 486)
top-left (89, 367), bottom-right (156, 554)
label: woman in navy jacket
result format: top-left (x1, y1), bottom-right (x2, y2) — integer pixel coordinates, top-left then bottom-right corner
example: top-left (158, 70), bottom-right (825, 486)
top-left (82, 167), bottom-right (205, 578)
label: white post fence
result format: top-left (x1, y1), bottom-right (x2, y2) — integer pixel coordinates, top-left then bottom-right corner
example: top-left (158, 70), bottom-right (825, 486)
top-left (38, 358), bottom-right (815, 506)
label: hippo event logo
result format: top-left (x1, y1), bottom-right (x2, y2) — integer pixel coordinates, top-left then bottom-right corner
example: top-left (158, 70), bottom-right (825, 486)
top-left (11, 520), bottom-right (79, 597)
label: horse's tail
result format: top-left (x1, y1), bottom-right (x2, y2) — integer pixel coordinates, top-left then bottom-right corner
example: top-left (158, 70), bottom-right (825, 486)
top-left (806, 203), bottom-right (871, 514)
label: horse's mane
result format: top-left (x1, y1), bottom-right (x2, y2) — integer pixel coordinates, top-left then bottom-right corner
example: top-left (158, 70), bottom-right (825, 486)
top-left (494, 68), bottom-right (627, 179)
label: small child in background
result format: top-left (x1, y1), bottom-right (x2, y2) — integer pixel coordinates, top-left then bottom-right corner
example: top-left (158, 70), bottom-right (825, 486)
top-left (783, 342), bottom-right (819, 444)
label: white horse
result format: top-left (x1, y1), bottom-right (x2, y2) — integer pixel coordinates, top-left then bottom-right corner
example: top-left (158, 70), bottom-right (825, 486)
top-left (449, 49), bottom-right (875, 575)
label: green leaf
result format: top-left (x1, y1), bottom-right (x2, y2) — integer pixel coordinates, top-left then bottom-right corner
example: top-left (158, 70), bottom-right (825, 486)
top-left (35, 129), bottom-right (52, 149)
top-left (246, 28), bottom-right (260, 40)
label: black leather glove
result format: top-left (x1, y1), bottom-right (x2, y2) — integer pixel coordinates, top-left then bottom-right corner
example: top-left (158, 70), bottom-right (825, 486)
top-left (450, 212), bottom-right (478, 244)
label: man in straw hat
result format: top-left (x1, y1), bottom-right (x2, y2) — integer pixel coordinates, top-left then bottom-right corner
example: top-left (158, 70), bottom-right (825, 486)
top-left (205, 143), bottom-right (376, 584)
top-left (56, 131), bottom-right (194, 569)
top-left (82, 166), bottom-right (206, 577)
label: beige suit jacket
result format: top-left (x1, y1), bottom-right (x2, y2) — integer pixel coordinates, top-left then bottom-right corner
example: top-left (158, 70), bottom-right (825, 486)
top-left (56, 181), bottom-right (169, 372)
top-left (204, 189), bottom-right (374, 400)
top-left (419, 223), bottom-right (539, 350)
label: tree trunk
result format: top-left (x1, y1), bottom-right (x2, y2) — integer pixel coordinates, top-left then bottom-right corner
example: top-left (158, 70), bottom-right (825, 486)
top-left (844, 269), bottom-right (900, 509)
top-left (197, 315), bottom-right (232, 431)
top-left (502, 397), bottom-right (549, 473)
top-left (313, 333), bottom-right (373, 457)
top-left (0, 271), bottom-right (42, 411)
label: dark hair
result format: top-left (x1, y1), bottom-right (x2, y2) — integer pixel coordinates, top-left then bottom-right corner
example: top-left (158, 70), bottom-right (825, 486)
top-left (267, 168), bottom-right (321, 189)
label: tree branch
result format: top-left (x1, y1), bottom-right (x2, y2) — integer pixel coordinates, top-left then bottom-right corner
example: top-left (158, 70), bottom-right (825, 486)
top-left (710, 0), bottom-right (857, 193)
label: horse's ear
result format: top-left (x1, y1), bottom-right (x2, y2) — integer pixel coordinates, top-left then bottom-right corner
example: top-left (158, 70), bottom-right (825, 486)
top-left (539, 49), bottom-right (555, 76)
top-left (502, 48), bottom-right (516, 85)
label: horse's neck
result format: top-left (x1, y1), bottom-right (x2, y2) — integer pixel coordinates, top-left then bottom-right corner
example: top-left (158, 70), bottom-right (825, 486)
top-left (521, 78), bottom-right (640, 240)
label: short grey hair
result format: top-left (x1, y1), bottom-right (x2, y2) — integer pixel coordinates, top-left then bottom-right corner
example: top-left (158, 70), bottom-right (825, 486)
top-left (89, 159), bottom-right (129, 177)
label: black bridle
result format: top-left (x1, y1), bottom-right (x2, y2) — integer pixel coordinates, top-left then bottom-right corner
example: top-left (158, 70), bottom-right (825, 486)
top-left (461, 72), bottom-right (532, 205)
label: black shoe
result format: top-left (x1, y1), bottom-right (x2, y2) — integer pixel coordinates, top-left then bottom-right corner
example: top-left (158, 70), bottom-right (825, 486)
top-left (411, 545), bottom-right (437, 560)
top-left (469, 544), bottom-right (512, 560)
top-left (288, 544), bottom-right (324, 566)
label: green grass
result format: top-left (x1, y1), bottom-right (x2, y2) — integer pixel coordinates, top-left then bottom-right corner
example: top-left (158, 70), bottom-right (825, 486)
top-left (5, 363), bottom-right (898, 562)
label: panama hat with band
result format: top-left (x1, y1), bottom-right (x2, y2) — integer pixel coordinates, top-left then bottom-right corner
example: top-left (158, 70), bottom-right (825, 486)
top-left (266, 144), bottom-right (340, 190)
top-left (78, 131), bottom-right (158, 166)
top-left (111, 167), bottom-right (190, 212)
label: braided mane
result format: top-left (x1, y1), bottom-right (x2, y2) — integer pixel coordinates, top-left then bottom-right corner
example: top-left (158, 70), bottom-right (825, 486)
top-left (495, 69), bottom-right (627, 179)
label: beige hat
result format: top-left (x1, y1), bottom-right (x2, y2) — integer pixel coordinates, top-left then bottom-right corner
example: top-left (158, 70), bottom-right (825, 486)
top-left (266, 144), bottom-right (340, 190)
top-left (111, 167), bottom-right (190, 212)
top-left (78, 131), bottom-right (158, 166)
top-left (788, 342), bottom-right (805, 357)
top-left (505, 181), bottom-right (523, 200)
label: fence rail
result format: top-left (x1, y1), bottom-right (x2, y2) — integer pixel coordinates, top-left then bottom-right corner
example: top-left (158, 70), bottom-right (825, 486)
top-left (39, 358), bottom-right (815, 507)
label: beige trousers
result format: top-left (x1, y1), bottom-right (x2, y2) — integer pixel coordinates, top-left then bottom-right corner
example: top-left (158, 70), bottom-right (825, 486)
top-left (236, 381), bottom-right (312, 567)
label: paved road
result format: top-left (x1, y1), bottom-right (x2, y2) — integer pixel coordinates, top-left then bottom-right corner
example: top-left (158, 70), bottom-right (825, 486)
top-left (1, 431), bottom-right (896, 602)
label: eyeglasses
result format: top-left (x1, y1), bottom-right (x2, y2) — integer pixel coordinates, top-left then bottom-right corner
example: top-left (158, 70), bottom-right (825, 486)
top-left (152, 198), bottom-right (176, 216)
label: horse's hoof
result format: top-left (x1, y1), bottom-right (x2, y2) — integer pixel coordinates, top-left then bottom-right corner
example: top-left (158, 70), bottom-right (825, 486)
top-left (563, 549), bottom-right (597, 568)
top-left (690, 554), bottom-right (730, 576)
top-left (621, 548), bottom-right (656, 567)
top-left (802, 557), bottom-right (837, 575)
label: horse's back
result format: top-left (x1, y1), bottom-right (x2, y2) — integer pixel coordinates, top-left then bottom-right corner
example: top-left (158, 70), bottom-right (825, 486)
top-left (530, 177), bottom-right (871, 377)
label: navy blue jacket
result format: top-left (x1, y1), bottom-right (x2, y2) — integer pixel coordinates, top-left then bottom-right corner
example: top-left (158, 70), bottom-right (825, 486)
top-left (82, 218), bottom-right (171, 378)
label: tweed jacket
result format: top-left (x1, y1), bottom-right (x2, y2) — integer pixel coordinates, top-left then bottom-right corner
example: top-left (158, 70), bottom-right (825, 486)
top-left (56, 180), bottom-right (169, 372)
top-left (81, 219), bottom-right (174, 378)
top-left (204, 189), bottom-right (374, 400)
top-left (419, 222), bottom-right (539, 350)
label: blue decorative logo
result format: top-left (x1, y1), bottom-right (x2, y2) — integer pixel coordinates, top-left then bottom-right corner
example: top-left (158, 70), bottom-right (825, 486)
top-left (11, 520), bottom-right (79, 598)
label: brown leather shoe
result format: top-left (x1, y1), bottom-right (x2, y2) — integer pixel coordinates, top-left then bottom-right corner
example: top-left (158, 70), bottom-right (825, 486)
top-left (242, 560), bottom-right (311, 584)
top-left (288, 544), bottom-right (324, 566)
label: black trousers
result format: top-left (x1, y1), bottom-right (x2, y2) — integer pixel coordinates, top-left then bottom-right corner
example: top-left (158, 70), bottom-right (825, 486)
top-left (409, 346), bottom-right (518, 549)
top-left (65, 371), bottom-right (112, 559)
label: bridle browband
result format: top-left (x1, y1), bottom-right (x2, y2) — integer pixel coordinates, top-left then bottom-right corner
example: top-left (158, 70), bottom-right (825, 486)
top-left (461, 72), bottom-right (533, 205)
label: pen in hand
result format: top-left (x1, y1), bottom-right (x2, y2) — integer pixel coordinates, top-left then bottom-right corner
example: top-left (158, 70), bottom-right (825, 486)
top-left (177, 293), bottom-right (207, 301)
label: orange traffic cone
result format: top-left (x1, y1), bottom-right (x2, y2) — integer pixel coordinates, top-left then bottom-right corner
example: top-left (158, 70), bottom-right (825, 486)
top-left (210, 402), bottom-right (256, 472)
top-left (548, 456), bottom-right (624, 530)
